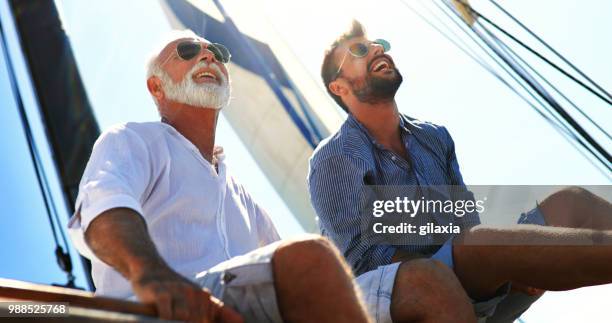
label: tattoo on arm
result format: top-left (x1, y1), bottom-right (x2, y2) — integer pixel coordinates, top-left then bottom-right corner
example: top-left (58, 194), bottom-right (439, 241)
top-left (84, 208), bottom-right (168, 280)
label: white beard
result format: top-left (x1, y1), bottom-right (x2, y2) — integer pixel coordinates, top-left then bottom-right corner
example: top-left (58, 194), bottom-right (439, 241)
top-left (158, 61), bottom-right (231, 110)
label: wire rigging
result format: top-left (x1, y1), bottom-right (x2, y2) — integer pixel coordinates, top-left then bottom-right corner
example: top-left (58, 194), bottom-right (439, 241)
top-left (488, 0), bottom-right (612, 102)
top-left (485, 31), bottom-right (612, 176)
top-left (0, 19), bottom-right (77, 288)
top-left (478, 23), bottom-right (611, 174)
top-left (438, 0), bottom-right (609, 172)
top-left (398, 0), bottom-right (611, 179)
top-left (433, 0), bottom-right (578, 136)
top-left (467, 5), bottom-right (611, 172)
top-left (463, 3), bottom-right (612, 166)
top-left (483, 23), bottom-right (611, 140)
top-left (463, 2), bottom-right (612, 105)
top-left (400, 0), bottom-right (578, 140)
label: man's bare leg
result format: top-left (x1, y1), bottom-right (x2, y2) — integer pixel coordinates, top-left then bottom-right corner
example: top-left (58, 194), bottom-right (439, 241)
top-left (391, 259), bottom-right (476, 323)
top-left (272, 235), bottom-right (371, 323)
top-left (453, 225), bottom-right (612, 300)
top-left (539, 186), bottom-right (612, 230)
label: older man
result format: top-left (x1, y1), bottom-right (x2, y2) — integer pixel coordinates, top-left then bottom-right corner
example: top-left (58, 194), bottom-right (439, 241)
top-left (67, 30), bottom-right (370, 323)
top-left (308, 20), bottom-right (612, 322)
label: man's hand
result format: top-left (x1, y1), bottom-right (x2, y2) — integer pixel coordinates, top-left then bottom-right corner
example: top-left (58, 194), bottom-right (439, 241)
top-left (84, 209), bottom-right (243, 323)
top-left (132, 266), bottom-right (243, 323)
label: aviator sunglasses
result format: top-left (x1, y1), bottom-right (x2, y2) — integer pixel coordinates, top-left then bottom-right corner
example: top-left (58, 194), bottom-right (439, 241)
top-left (334, 39), bottom-right (391, 78)
top-left (163, 40), bottom-right (231, 65)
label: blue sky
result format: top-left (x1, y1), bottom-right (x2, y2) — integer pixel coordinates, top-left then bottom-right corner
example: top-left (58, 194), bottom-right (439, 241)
top-left (1, 0), bottom-right (610, 321)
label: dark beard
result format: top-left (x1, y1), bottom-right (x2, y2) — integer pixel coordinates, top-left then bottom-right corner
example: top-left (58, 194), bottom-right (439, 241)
top-left (350, 68), bottom-right (403, 104)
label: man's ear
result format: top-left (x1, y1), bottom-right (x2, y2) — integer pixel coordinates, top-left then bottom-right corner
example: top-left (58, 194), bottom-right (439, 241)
top-left (147, 76), bottom-right (164, 101)
top-left (328, 79), bottom-right (348, 97)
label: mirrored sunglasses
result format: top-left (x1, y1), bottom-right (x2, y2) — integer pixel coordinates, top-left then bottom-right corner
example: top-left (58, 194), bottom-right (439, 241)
top-left (176, 40), bottom-right (231, 64)
top-left (335, 39), bottom-right (391, 77)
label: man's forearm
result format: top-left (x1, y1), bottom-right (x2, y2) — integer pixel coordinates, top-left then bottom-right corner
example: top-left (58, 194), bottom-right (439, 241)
top-left (84, 207), bottom-right (169, 280)
top-left (83, 208), bottom-right (239, 321)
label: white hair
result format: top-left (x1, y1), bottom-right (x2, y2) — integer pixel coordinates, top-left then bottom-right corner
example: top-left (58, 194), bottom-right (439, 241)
top-left (145, 29), bottom-right (231, 110)
top-left (145, 29), bottom-right (200, 80)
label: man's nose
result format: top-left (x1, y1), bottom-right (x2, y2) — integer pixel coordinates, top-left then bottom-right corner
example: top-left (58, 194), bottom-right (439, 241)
top-left (197, 46), bottom-right (217, 63)
top-left (371, 42), bottom-right (384, 57)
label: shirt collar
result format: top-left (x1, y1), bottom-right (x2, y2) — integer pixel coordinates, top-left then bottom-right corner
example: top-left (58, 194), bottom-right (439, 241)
top-left (159, 121), bottom-right (225, 164)
top-left (347, 113), bottom-right (413, 148)
top-left (398, 114), bottom-right (414, 135)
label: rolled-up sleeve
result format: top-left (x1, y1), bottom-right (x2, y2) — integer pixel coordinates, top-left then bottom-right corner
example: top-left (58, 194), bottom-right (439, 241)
top-left (67, 125), bottom-right (152, 261)
top-left (308, 155), bottom-right (395, 275)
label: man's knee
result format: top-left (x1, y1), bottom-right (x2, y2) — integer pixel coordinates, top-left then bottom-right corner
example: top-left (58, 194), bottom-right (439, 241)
top-left (394, 259), bottom-right (470, 306)
top-left (272, 235), bottom-right (347, 274)
top-left (275, 234), bottom-right (338, 258)
top-left (391, 259), bottom-right (475, 322)
top-left (540, 186), bottom-right (595, 227)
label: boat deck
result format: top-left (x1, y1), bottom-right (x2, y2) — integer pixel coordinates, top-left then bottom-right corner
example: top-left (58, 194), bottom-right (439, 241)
top-left (0, 278), bottom-right (168, 322)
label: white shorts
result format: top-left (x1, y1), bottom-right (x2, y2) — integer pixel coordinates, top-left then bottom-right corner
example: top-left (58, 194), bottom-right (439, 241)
top-left (195, 241), bottom-right (284, 323)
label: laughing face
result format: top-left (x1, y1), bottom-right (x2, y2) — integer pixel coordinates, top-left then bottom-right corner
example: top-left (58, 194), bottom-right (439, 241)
top-left (153, 37), bottom-right (231, 110)
top-left (334, 37), bottom-right (403, 105)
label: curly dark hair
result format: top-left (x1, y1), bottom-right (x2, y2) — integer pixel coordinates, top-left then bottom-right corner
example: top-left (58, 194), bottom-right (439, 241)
top-left (320, 20), bottom-right (366, 113)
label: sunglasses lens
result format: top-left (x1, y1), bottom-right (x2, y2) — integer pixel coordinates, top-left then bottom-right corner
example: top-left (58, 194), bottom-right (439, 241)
top-left (349, 43), bottom-right (369, 57)
top-left (177, 41), bottom-right (201, 60)
top-left (374, 39), bottom-right (391, 52)
top-left (176, 41), bottom-right (231, 63)
top-left (210, 43), bottom-right (231, 63)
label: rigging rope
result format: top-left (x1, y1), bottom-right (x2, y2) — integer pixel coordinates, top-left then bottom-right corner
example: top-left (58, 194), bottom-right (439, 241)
top-left (489, 0), bottom-right (612, 102)
top-left (441, 0), bottom-right (611, 174)
top-left (461, 2), bottom-right (612, 105)
top-left (400, 0), bottom-right (578, 140)
top-left (400, 0), bottom-right (611, 177)
top-left (438, 0), bottom-right (605, 164)
top-left (480, 25), bottom-right (612, 176)
top-left (483, 23), bottom-right (611, 141)
top-left (472, 20), bottom-right (611, 168)
top-left (0, 20), bottom-right (77, 287)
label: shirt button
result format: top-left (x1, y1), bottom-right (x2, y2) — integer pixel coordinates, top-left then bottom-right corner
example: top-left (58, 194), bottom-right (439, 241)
top-left (391, 156), bottom-right (397, 161)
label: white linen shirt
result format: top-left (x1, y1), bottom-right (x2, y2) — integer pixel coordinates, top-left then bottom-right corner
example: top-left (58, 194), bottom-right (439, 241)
top-left (68, 122), bottom-right (280, 298)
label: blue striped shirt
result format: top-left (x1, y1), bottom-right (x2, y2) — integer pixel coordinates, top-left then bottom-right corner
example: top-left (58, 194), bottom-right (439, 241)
top-left (308, 114), bottom-right (480, 275)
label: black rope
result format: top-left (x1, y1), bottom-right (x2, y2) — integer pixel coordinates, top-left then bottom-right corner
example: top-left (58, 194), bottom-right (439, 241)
top-left (404, 0), bottom-right (612, 177)
top-left (489, 0), bottom-right (612, 102)
top-left (438, 0), bottom-right (611, 177)
top-left (441, 0), bottom-right (611, 173)
top-left (487, 31), bottom-right (612, 179)
top-left (402, 0), bottom-right (580, 143)
top-left (483, 26), bottom-right (610, 172)
top-left (438, 0), bottom-right (578, 139)
top-left (402, 0), bottom-right (609, 179)
top-left (0, 16), bottom-right (76, 288)
top-left (475, 22), bottom-right (612, 170)
top-left (463, 4), bottom-right (612, 105)
top-left (485, 22), bottom-right (611, 141)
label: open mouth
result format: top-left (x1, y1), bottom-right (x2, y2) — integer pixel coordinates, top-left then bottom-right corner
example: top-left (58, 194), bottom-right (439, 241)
top-left (192, 68), bottom-right (219, 83)
top-left (370, 56), bottom-right (394, 73)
